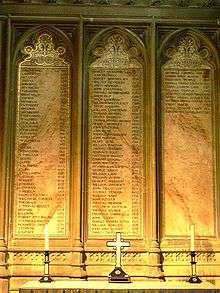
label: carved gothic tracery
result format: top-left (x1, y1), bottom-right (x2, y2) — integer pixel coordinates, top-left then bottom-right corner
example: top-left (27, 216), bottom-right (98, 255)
top-left (91, 33), bottom-right (143, 67)
top-left (23, 33), bottom-right (66, 66)
top-left (1, 0), bottom-right (218, 6)
top-left (162, 34), bottom-right (213, 68)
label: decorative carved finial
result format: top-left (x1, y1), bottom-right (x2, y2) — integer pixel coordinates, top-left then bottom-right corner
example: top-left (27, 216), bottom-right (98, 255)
top-left (126, 0), bottom-right (135, 5)
top-left (150, 0), bottom-right (163, 6)
top-left (72, 0), bottom-right (84, 3)
top-left (176, 0), bottom-right (190, 7)
top-left (164, 34), bottom-right (212, 68)
top-left (23, 33), bottom-right (66, 66)
top-left (91, 33), bottom-right (142, 69)
top-left (201, 0), bottom-right (215, 7)
top-left (93, 0), bottom-right (111, 4)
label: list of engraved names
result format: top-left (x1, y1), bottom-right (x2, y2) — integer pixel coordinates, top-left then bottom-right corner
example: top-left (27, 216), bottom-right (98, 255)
top-left (162, 60), bottom-right (214, 236)
top-left (14, 64), bottom-right (70, 237)
top-left (163, 69), bottom-right (211, 114)
top-left (88, 67), bottom-right (144, 238)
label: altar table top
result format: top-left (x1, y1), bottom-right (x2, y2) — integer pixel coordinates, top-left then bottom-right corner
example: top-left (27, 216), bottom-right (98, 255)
top-left (19, 280), bottom-right (219, 293)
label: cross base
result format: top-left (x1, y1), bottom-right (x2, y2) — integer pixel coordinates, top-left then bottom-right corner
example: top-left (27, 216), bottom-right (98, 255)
top-left (188, 275), bottom-right (202, 283)
top-left (108, 266), bottom-right (131, 283)
top-left (39, 275), bottom-right (53, 283)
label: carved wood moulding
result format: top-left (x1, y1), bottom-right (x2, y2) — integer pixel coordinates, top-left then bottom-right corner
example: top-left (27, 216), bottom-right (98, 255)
top-left (0, 0), bottom-right (219, 7)
top-left (162, 251), bottom-right (217, 263)
top-left (86, 252), bottom-right (148, 264)
top-left (8, 251), bottom-right (71, 264)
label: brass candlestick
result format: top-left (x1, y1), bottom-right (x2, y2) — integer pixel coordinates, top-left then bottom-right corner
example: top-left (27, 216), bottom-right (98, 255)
top-left (39, 250), bottom-right (53, 282)
top-left (188, 251), bottom-right (202, 283)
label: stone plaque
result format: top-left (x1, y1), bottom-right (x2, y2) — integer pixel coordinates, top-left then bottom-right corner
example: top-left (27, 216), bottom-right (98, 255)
top-left (13, 33), bottom-right (70, 238)
top-left (162, 35), bottom-right (215, 237)
top-left (88, 33), bottom-right (144, 239)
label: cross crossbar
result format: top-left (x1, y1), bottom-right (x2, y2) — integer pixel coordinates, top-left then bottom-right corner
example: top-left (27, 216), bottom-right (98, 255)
top-left (106, 232), bottom-right (130, 267)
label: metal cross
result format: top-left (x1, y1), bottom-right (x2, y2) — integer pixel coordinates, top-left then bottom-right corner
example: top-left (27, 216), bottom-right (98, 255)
top-left (106, 232), bottom-right (130, 267)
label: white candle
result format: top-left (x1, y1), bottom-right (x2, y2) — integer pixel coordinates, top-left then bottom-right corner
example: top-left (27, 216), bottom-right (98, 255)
top-left (190, 224), bottom-right (195, 251)
top-left (44, 224), bottom-right (49, 251)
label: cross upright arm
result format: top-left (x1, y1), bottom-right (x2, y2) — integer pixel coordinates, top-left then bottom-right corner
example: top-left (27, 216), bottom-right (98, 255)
top-left (106, 232), bottom-right (130, 267)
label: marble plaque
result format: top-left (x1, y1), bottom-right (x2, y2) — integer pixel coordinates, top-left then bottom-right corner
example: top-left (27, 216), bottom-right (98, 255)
top-left (13, 33), bottom-right (70, 238)
top-left (162, 35), bottom-right (215, 237)
top-left (88, 34), bottom-right (144, 239)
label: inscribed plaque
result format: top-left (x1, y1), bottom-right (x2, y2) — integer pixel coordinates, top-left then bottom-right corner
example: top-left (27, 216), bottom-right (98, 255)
top-left (162, 34), bottom-right (215, 237)
top-left (88, 33), bottom-right (144, 239)
top-left (13, 33), bottom-right (70, 238)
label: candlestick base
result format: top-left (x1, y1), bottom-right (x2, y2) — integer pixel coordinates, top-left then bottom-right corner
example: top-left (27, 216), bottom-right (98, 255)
top-left (39, 275), bottom-right (53, 283)
top-left (187, 251), bottom-right (202, 284)
top-left (39, 250), bottom-right (53, 283)
top-left (188, 275), bottom-right (202, 283)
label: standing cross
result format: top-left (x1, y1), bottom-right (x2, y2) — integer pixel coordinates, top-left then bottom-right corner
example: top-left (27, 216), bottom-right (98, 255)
top-left (106, 232), bottom-right (130, 267)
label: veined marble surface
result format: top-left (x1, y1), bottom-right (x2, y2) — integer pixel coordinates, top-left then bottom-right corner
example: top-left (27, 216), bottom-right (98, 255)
top-left (21, 280), bottom-right (218, 289)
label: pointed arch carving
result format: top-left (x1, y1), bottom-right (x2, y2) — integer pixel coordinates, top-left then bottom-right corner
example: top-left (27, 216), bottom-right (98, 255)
top-left (88, 29), bottom-right (144, 67)
top-left (85, 28), bottom-right (147, 246)
top-left (160, 30), bottom-right (219, 244)
top-left (14, 26), bottom-right (73, 66)
top-left (12, 27), bottom-right (72, 242)
top-left (160, 30), bottom-right (216, 68)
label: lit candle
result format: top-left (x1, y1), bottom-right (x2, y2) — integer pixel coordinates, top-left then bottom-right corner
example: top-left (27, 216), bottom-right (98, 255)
top-left (44, 224), bottom-right (49, 251)
top-left (190, 224), bottom-right (195, 251)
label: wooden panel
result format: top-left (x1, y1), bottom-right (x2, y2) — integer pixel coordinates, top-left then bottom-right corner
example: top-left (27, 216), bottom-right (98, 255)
top-left (87, 31), bottom-right (145, 240)
top-left (13, 32), bottom-right (71, 240)
top-left (161, 32), bottom-right (216, 239)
